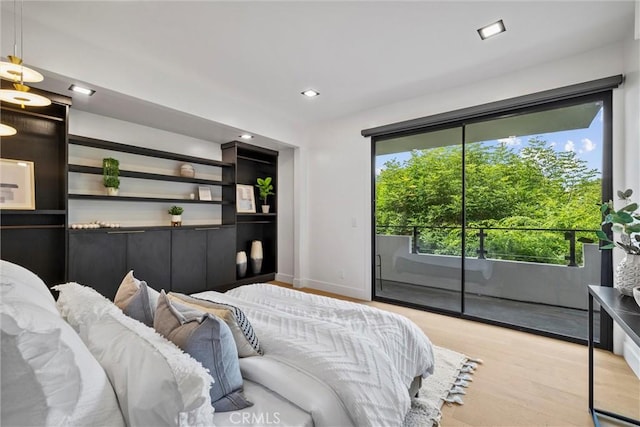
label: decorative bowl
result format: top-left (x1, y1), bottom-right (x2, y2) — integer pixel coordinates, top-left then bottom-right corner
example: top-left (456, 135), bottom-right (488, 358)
top-left (180, 163), bottom-right (195, 178)
top-left (633, 287), bottom-right (640, 309)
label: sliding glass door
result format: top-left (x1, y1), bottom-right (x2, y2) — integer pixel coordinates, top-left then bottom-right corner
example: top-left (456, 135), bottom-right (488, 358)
top-left (375, 126), bottom-right (463, 312)
top-left (372, 93), bottom-right (612, 343)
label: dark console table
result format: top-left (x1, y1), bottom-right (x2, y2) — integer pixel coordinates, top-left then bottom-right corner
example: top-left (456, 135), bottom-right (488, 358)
top-left (588, 285), bottom-right (640, 426)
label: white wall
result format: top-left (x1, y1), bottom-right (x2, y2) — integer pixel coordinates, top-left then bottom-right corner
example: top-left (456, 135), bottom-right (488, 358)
top-left (614, 33), bottom-right (640, 374)
top-left (300, 41), bottom-right (629, 301)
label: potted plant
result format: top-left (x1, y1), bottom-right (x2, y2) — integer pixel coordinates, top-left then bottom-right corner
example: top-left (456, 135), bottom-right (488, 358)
top-left (168, 205), bottom-right (184, 227)
top-left (255, 177), bottom-right (275, 213)
top-left (597, 188), bottom-right (640, 296)
top-left (103, 157), bottom-right (120, 196)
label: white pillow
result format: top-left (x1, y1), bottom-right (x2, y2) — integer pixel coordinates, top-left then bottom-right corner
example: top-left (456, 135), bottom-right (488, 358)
top-left (0, 260), bottom-right (58, 315)
top-left (0, 301), bottom-right (125, 427)
top-left (55, 282), bottom-right (215, 427)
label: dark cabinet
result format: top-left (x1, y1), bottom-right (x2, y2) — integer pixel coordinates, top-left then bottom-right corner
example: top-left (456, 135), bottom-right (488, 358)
top-left (69, 232), bottom-right (127, 299)
top-left (171, 229), bottom-right (208, 294)
top-left (69, 229), bottom-right (172, 298)
top-left (127, 230), bottom-right (171, 291)
top-left (207, 226), bottom-right (236, 288)
top-left (170, 226), bottom-right (236, 294)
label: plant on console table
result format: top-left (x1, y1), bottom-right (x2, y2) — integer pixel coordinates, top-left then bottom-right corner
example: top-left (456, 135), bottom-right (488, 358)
top-left (597, 188), bottom-right (640, 296)
top-left (168, 206), bottom-right (184, 227)
top-left (102, 157), bottom-right (120, 196)
top-left (255, 177), bottom-right (275, 213)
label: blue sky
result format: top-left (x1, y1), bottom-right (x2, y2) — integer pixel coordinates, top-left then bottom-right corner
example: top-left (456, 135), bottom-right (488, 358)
top-left (375, 108), bottom-right (604, 176)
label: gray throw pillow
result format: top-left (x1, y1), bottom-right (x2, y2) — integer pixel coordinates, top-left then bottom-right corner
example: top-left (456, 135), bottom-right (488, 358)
top-left (154, 291), bottom-right (252, 412)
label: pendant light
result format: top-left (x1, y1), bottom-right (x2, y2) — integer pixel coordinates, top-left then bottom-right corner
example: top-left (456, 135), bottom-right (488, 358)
top-left (0, 0), bottom-right (50, 109)
top-left (0, 123), bottom-right (17, 136)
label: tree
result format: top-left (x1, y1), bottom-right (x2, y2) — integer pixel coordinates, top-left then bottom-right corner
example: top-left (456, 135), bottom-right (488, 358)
top-left (376, 138), bottom-right (601, 264)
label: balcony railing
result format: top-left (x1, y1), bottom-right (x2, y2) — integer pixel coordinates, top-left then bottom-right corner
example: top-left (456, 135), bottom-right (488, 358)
top-left (375, 225), bottom-right (599, 267)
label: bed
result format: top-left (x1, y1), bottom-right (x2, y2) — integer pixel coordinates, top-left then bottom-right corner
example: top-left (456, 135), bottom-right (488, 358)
top-left (0, 260), bottom-right (435, 426)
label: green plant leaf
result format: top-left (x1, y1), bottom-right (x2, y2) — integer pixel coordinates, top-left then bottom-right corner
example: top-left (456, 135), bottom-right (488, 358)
top-left (600, 243), bottom-right (616, 250)
top-left (611, 211), bottom-right (634, 224)
top-left (621, 202), bottom-right (638, 212)
top-left (600, 203), bottom-right (609, 214)
top-left (625, 223), bottom-right (640, 233)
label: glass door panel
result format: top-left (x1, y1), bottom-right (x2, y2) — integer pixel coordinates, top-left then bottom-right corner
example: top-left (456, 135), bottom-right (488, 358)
top-left (462, 100), bottom-right (605, 341)
top-left (374, 126), bottom-right (463, 312)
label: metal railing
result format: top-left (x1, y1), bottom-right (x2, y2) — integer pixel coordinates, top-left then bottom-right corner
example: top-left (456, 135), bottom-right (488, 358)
top-left (376, 225), bottom-right (598, 266)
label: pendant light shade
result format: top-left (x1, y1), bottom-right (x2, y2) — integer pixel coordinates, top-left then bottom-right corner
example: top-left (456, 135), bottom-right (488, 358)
top-left (0, 55), bottom-right (43, 83)
top-left (0, 123), bottom-right (18, 136)
top-left (0, 84), bottom-right (51, 108)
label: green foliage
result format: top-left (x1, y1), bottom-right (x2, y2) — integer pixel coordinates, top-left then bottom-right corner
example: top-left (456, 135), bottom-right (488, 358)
top-left (168, 206), bottom-right (184, 215)
top-left (103, 175), bottom-right (120, 189)
top-left (598, 189), bottom-right (640, 254)
top-left (255, 177), bottom-right (274, 204)
top-left (376, 138), bottom-right (602, 265)
top-left (103, 157), bottom-right (120, 188)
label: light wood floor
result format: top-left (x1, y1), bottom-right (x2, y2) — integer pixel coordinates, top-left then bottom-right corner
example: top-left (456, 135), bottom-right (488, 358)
top-left (272, 282), bottom-right (640, 426)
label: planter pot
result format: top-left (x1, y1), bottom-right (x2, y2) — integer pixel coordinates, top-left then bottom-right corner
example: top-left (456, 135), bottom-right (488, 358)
top-left (106, 187), bottom-right (119, 196)
top-left (250, 240), bottom-right (263, 275)
top-left (615, 253), bottom-right (640, 296)
top-left (171, 215), bottom-right (182, 227)
top-left (262, 205), bottom-right (270, 213)
top-left (236, 251), bottom-right (247, 278)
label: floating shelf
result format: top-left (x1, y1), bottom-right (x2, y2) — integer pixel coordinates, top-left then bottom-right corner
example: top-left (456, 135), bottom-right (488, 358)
top-left (69, 164), bottom-right (233, 186)
top-left (68, 194), bottom-right (231, 204)
top-left (69, 135), bottom-right (234, 168)
top-left (0, 210), bottom-right (66, 215)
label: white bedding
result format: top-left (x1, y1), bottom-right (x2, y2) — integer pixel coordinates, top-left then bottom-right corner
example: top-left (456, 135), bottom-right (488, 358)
top-left (193, 284), bottom-right (435, 427)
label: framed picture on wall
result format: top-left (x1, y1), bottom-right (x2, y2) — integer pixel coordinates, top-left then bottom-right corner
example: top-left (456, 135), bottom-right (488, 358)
top-left (0, 158), bottom-right (35, 210)
top-left (198, 186), bottom-right (212, 201)
top-left (236, 184), bottom-right (256, 213)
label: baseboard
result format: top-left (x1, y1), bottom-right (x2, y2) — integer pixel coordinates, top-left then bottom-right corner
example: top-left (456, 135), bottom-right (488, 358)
top-left (296, 278), bottom-right (371, 301)
top-left (275, 273), bottom-right (293, 284)
top-left (623, 336), bottom-right (640, 379)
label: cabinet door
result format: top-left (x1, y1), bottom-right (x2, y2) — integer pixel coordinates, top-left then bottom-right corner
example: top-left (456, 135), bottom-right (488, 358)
top-left (68, 232), bottom-right (127, 299)
top-left (171, 229), bottom-right (207, 294)
top-left (126, 230), bottom-right (171, 292)
top-left (207, 226), bottom-right (236, 289)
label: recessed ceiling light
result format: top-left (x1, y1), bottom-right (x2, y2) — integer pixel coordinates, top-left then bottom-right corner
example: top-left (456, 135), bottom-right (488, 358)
top-left (69, 84), bottom-right (95, 96)
top-left (301, 89), bottom-right (320, 98)
top-left (240, 134), bottom-right (253, 140)
top-left (477, 20), bottom-right (506, 40)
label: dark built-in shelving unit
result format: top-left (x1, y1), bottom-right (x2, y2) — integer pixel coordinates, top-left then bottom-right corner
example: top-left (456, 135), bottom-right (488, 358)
top-left (0, 87), bottom-right (72, 287)
top-left (67, 135), bottom-right (238, 297)
top-left (222, 141), bottom-right (278, 285)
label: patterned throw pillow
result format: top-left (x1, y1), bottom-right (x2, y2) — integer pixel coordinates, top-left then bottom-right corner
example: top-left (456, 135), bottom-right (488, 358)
top-left (168, 293), bottom-right (262, 357)
top-left (155, 292), bottom-right (252, 412)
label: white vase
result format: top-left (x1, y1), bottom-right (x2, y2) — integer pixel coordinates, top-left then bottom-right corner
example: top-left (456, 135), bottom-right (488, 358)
top-left (615, 254), bottom-right (640, 296)
top-left (250, 240), bottom-right (263, 275)
top-left (236, 251), bottom-right (247, 278)
top-left (106, 187), bottom-right (118, 196)
top-left (171, 215), bottom-right (182, 227)
top-left (262, 205), bottom-right (270, 213)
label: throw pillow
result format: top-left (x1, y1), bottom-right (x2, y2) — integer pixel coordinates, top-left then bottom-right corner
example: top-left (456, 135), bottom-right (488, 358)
top-left (155, 291), bottom-right (252, 412)
top-left (169, 292), bottom-right (263, 357)
top-left (55, 282), bottom-right (214, 427)
top-left (114, 270), bottom-right (160, 326)
top-left (0, 301), bottom-right (125, 427)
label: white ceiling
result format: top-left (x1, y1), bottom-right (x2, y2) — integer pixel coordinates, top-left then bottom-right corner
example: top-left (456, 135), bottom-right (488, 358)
top-left (0, 1), bottom-right (636, 145)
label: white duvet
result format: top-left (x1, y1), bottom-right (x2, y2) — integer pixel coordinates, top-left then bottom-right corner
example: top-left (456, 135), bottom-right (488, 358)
top-left (193, 284), bottom-right (434, 427)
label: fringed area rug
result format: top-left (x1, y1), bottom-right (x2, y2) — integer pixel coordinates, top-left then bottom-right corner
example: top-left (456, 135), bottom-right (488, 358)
top-left (404, 345), bottom-right (481, 427)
